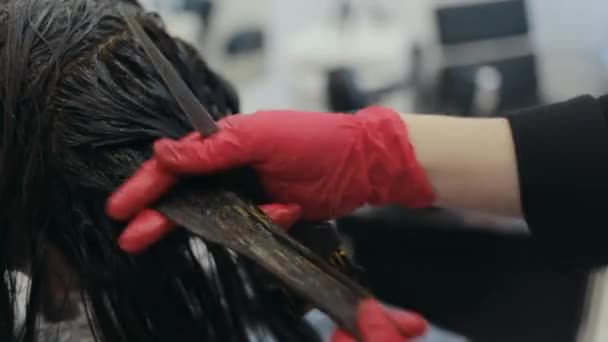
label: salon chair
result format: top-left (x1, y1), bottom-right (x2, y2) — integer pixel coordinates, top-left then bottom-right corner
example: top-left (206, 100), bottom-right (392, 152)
top-left (414, 0), bottom-right (543, 116)
top-left (326, 0), bottom-right (542, 117)
top-left (337, 206), bottom-right (589, 342)
top-left (326, 45), bottom-right (422, 113)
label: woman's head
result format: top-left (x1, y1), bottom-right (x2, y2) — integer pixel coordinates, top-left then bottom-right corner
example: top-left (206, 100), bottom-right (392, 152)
top-left (0, 1), bottom-right (322, 341)
top-left (0, 0), bottom-right (237, 259)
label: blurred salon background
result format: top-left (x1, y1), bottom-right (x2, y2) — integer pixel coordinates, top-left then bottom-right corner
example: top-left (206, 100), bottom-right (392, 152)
top-left (141, 0), bottom-right (608, 113)
top-left (132, 1), bottom-right (608, 341)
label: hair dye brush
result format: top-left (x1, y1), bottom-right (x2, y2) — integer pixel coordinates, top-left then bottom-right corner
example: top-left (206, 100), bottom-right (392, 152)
top-left (119, 4), bottom-right (368, 337)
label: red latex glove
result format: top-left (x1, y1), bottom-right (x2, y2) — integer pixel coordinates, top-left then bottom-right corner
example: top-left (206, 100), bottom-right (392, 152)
top-left (332, 299), bottom-right (427, 342)
top-left (107, 106), bottom-right (434, 253)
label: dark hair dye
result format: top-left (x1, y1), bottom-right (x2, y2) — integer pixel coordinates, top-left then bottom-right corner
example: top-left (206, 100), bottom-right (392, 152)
top-left (0, 0), bottom-right (362, 341)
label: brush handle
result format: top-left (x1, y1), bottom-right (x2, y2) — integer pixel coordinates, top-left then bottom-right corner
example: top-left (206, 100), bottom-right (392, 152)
top-left (155, 181), bottom-right (368, 337)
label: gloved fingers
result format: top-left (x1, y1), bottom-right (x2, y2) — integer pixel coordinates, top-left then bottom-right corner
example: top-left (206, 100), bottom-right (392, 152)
top-left (258, 203), bottom-right (302, 231)
top-left (331, 299), bottom-right (427, 342)
top-left (357, 299), bottom-right (418, 342)
top-left (386, 308), bottom-right (427, 338)
top-left (118, 209), bottom-right (176, 253)
top-left (153, 130), bottom-right (253, 175)
top-left (106, 159), bottom-right (177, 220)
top-left (106, 132), bottom-right (206, 221)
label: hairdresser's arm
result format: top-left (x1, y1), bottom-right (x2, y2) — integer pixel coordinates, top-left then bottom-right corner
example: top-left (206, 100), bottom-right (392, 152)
top-left (409, 95), bottom-right (608, 265)
top-left (108, 96), bottom-right (608, 265)
top-left (403, 113), bottom-right (521, 217)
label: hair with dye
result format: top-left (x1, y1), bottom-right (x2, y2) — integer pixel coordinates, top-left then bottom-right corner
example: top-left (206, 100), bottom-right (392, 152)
top-left (0, 0), bottom-right (355, 340)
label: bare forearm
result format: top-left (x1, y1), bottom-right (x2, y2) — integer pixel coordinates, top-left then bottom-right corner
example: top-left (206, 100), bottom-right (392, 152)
top-left (402, 113), bottom-right (523, 218)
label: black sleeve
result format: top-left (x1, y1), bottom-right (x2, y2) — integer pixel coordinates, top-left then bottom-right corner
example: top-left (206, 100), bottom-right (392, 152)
top-left (507, 95), bottom-right (608, 267)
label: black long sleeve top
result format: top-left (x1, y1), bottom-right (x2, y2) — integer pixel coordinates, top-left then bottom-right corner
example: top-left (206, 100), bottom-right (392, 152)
top-left (508, 95), bottom-right (608, 267)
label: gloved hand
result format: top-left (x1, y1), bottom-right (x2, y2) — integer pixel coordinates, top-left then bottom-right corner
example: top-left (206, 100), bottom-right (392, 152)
top-left (107, 106), bottom-right (434, 252)
top-left (333, 299), bottom-right (427, 342)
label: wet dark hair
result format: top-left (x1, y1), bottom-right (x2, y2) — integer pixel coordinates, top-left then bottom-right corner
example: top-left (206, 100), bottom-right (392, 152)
top-left (0, 0), bottom-right (363, 341)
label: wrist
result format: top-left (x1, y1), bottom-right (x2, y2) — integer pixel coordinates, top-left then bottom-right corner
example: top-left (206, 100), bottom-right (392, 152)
top-left (354, 107), bottom-right (435, 208)
top-left (403, 113), bottom-right (521, 216)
